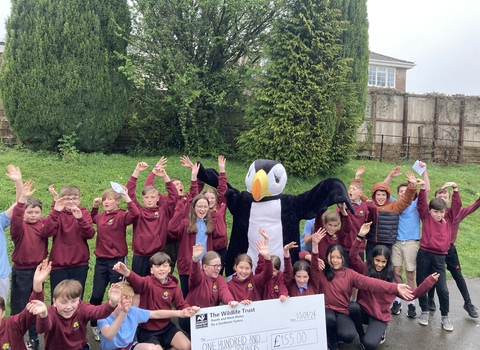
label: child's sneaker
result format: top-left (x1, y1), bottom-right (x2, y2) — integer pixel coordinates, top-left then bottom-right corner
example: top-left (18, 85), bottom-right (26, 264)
top-left (441, 316), bottom-right (453, 331)
top-left (428, 298), bottom-right (436, 311)
top-left (418, 311), bottom-right (429, 326)
top-left (26, 339), bottom-right (39, 350)
top-left (407, 304), bottom-right (417, 318)
top-left (390, 300), bottom-right (401, 315)
top-left (380, 331), bottom-right (386, 344)
top-left (92, 326), bottom-right (100, 341)
top-left (464, 303), bottom-right (479, 318)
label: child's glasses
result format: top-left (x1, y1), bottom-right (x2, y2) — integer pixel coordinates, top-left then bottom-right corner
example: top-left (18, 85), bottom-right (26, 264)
top-left (64, 197), bottom-right (80, 202)
top-left (207, 264), bottom-right (223, 269)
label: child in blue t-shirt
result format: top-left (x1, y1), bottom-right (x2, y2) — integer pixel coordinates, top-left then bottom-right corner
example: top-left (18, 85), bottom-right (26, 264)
top-left (98, 281), bottom-right (197, 350)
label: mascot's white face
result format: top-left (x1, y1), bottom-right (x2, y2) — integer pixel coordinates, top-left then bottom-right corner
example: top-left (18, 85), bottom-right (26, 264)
top-left (245, 159), bottom-right (287, 201)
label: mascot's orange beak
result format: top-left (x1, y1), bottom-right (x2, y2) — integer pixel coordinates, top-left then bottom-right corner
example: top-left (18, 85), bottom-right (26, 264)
top-left (251, 169), bottom-right (271, 202)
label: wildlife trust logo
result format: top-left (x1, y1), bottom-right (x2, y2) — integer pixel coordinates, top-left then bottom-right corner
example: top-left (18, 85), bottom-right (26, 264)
top-left (195, 313), bottom-right (208, 329)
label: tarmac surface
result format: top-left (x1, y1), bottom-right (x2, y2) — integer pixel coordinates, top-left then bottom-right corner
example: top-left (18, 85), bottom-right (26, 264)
top-left (34, 278), bottom-right (480, 349)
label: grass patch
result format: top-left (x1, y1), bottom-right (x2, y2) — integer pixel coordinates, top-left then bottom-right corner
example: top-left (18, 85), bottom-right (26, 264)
top-left (2, 149), bottom-right (480, 313)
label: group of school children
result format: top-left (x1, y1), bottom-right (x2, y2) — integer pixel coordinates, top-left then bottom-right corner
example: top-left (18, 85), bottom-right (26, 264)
top-left (0, 157), bottom-right (478, 350)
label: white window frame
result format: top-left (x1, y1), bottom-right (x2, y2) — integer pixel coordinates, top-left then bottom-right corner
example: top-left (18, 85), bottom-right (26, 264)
top-left (368, 65), bottom-right (395, 88)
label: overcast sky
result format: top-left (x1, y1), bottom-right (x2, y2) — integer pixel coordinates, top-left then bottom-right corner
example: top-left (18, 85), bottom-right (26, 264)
top-left (1, 0), bottom-right (479, 96)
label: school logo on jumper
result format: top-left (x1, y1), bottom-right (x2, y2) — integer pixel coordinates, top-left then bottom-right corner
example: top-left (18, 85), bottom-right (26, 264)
top-left (73, 321), bottom-right (79, 330)
top-left (359, 210), bottom-right (365, 216)
top-left (195, 313), bottom-right (208, 329)
top-left (247, 283), bottom-right (253, 290)
top-left (2, 343), bottom-right (11, 350)
top-left (154, 211), bottom-right (159, 218)
top-left (108, 218), bottom-right (114, 225)
top-left (162, 291), bottom-right (169, 299)
top-left (212, 284), bottom-right (218, 292)
top-left (274, 284), bottom-right (279, 293)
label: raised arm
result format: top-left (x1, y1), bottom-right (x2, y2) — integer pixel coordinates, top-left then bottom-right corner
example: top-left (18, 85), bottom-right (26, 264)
top-left (5, 164), bottom-right (23, 217)
top-left (383, 166), bottom-right (401, 185)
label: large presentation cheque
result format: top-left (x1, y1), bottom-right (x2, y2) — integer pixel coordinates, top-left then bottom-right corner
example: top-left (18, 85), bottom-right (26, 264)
top-left (190, 294), bottom-right (326, 350)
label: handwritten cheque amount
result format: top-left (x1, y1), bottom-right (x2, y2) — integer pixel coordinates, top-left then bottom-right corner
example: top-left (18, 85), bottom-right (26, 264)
top-left (190, 294), bottom-right (327, 350)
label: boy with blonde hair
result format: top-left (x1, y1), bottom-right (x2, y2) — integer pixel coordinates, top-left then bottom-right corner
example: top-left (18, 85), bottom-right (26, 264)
top-left (127, 163), bottom-right (178, 277)
top-left (89, 185), bottom-right (140, 340)
top-left (35, 280), bottom-right (122, 349)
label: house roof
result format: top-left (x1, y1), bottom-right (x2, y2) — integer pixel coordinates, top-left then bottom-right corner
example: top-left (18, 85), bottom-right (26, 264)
top-left (369, 51), bottom-right (415, 69)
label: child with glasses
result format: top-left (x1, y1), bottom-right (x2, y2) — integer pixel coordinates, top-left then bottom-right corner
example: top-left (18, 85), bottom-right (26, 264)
top-left (41, 185), bottom-right (95, 299)
top-left (168, 193), bottom-right (217, 297)
top-left (179, 243), bottom-right (238, 335)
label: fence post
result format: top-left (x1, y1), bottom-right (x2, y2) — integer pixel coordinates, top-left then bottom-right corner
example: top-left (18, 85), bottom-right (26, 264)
top-left (402, 94), bottom-right (409, 158)
top-left (458, 98), bottom-right (465, 163)
top-left (407, 136), bottom-right (410, 160)
top-left (432, 97), bottom-right (439, 161)
top-left (380, 134), bottom-right (384, 162)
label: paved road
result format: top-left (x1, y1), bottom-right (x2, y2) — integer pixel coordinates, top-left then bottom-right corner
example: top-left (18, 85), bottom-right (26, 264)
top-left (36, 278), bottom-right (480, 349)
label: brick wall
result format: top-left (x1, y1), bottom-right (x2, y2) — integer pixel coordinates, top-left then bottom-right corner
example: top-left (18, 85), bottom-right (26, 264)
top-left (395, 68), bottom-right (407, 93)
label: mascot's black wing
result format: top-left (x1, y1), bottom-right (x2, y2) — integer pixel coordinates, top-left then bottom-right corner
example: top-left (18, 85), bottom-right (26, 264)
top-left (295, 177), bottom-right (354, 220)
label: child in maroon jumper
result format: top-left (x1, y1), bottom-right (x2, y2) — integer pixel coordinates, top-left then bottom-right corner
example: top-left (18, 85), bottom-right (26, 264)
top-left (255, 254), bottom-right (288, 301)
top-left (283, 228), bottom-right (324, 297)
top-left (179, 243), bottom-right (238, 334)
top-left (349, 222), bottom-right (439, 350)
top-left (416, 179), bottom-right (461, 331)
top-left (88, 185), bottom-right (140, 340)
top-left (311, 243), bottom-right (414, 350)
top-left (198, 155), bottom-right (229, 274)
top-left (0, 259), bottom-right (50, 350)
top-left (9, 178), bottom-right (48, 350)
top-left (113, 253), bottom-right (193, 350)
top-left (41, 184), bottom-right (95, 299)
top-left (227, 231), bottom-right (272, 304)
top-left (36, 280), bottom-right (122, 350)
top-left (145, 156), bottom-right (200, 272)
top-left (307, 203), bottom-right (351, 262)
top-left (168, 191), bottom-right (217, 297)
top-left (127, 162), bottom-right (178, 277)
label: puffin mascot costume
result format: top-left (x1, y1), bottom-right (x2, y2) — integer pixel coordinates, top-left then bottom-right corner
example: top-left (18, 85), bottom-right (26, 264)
top-left (197, 159), bottom-right (353, 276)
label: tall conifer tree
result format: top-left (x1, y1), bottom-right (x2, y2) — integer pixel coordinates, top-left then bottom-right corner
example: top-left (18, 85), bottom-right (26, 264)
top-left (0, 0), bottom-right (131, 151)
top-left (238, 0), bottom-right (350, 177)
top-left (328, 0), bottom-right (369, 165)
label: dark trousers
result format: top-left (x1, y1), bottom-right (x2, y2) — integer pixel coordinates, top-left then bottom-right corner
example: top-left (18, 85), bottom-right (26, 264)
top-left (10, 267), bottom-right (38, 340)
top-left (366, 241), bottom-right (392, 260)
top-left (215, 247), bottom-right (227, 276)
top-left (428, 243), bottom-right (471, 304)
top-left (164, 241), bottom-right (180, 272)
top-left (349, 301), bottom-right (387, 350)
top-left (325, 308), bottom-right (357, 346)
top-left (89, 257), bottom-right (125, 327)
top-left (416, 248), bottom-right (449, 315)
top-left (132, 255), bottom-right (152, 278)
top-left (180, 274), bottom-right (189, 299)
top-left (50, 265), bottom-right (89, 302)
